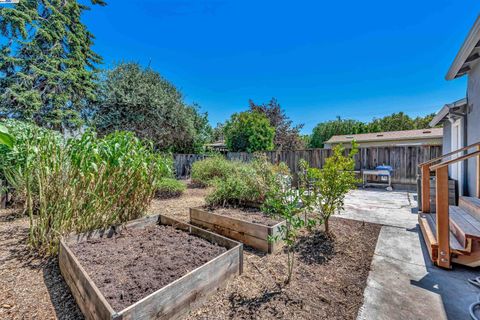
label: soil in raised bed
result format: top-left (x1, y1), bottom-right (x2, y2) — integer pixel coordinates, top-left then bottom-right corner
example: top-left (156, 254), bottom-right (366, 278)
top-left (205, 206), bottom-right (281, 226)
top-left (69, 224), bottom-right (227, 311)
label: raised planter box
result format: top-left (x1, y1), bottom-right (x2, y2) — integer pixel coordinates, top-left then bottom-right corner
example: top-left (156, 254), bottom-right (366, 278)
top-left (59, 214), bottom-right (243, 320)
top-left (190, 207), bottom-right (285, 253)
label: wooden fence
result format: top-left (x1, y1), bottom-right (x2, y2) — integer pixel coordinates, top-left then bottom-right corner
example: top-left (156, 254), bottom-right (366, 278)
top-left (174, 146), bottom-right (442, 185)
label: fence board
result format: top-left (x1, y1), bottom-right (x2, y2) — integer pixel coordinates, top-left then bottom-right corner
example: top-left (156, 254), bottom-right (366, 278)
top-left (174, 146), bottom-right (442, 185)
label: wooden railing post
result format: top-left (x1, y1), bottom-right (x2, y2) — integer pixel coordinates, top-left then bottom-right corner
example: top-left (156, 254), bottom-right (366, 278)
top-left (436, 166), bottom-right (451, 268)
top-left (477, 145), bottom-right (480, 198)
top-left (421, 164), bottom-right (431, 213)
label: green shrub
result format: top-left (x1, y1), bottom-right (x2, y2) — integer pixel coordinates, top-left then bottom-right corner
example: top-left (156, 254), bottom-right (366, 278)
top-left (191, 155), bottom-right (237, 186)
top-left (156, 178), bottom-right (186, 199)
top-left (205, 155), bottom-right (291, 207)
top-left (205, 164), bottom-right (261, 206)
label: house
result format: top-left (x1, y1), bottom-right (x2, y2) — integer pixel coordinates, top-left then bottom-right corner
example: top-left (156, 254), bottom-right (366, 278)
top-left (418, 15), bottom-right (480, 269)
top-left (433, 14), bottom-right (480, 198)
top-left (204, 140), bottom-right (228, 152)
top-left (323, 128), bottom-right (443, 149)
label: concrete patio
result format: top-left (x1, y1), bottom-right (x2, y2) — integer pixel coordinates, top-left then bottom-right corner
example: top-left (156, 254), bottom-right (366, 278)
top-left (338, 189), bottom-right (480, 320)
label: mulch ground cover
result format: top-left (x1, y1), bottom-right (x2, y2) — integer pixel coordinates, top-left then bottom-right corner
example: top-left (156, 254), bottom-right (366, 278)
top-left (70, 224), bottom-right (227, 311)
top-left (0, 182), bottom-right (381, 319)
top-left (205, 206), bottom-right (281, 226)
top-left (186, 218), bottom-right (381, 320)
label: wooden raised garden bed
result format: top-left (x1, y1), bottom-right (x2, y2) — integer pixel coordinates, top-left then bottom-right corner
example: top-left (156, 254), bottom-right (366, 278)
top-left (59, 214), bottom-right (243, 320)
top-left (190, 206), bottom-right (285, 253)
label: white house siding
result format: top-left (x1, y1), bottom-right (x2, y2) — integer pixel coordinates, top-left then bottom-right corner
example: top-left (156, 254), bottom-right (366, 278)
top-left (442, 121), bottom-right (452, 154)
top-left (466, 62), bottom-right (480, 196)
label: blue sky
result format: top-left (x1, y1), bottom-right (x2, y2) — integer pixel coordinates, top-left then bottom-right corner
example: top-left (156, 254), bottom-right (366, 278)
top-left (83, 0), bottom-right (479, 133)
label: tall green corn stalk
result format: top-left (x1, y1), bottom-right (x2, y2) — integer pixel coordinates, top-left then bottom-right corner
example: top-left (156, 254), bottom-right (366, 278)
top-left (3, 122), bottom-right (172, 255)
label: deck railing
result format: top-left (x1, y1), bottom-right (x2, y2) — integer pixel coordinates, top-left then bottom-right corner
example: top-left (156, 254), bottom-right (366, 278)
top-left (418, 141), bottom-right (480, 213)
top-left (419, 142), bottom-right (480, 268)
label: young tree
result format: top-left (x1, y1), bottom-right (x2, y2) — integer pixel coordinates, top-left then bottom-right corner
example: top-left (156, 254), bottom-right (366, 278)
top-left (224, 111), bottom-right (275, 152)
top-left (0, 0), bottom-right (106, 131)
top-left (263, 181), bottom-right (305, 285)
top-left (93, 63), bottom-right (211, 153)
top-left (249, 98), bottom-right (304, 150)
top-left (315, 143), bottom-right (358, 233)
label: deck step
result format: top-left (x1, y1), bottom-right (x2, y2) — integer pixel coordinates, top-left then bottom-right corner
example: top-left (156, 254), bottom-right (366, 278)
top-left (425, 213), bottom-right (467, 254)
top-left (459, 196), bottom-right (480, 221)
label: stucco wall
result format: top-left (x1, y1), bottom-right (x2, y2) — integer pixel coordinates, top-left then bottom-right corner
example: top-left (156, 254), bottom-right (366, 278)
top-left (466, 62), bottom-right (480, 196)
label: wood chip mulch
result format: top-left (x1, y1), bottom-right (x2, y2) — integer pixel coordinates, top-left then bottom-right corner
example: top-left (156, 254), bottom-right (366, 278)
top-left (0, 183), bottom-right (381, 319)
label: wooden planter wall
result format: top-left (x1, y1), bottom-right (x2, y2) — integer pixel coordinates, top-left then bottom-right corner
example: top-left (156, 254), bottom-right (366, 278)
top-left (190, 207), bottom-right (285, 253)
top-left (59, 214), bottom-right (243, 320)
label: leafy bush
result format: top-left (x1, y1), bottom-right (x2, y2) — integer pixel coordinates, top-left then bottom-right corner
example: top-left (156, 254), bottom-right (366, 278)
top-left (191, 155), bottom-right (237, 187)
top-left (205, 155), bottom-right (291, 206)
top-left (205, 164), bottom-right (261, 206)
top-left (156, 178), bottom-right (186, 199)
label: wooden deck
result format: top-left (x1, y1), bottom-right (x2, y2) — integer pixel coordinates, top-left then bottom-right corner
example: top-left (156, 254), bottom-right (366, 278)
top-left (418, 196), bottom-right (480, 267)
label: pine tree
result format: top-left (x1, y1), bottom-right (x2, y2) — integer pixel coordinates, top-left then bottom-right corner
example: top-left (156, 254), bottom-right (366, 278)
top-left (0, 0), bottom-right (106, 131)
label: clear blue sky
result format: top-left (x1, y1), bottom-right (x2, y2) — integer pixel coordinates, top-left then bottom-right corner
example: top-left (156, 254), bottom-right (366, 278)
top-left (83, 0), bottom-right (479, 133)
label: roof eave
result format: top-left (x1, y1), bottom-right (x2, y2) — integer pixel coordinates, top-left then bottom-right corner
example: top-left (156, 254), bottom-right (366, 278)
top-left (446, 15), bottom-right (480, 80)
top-left (429, 105), bottom-right (449, 127)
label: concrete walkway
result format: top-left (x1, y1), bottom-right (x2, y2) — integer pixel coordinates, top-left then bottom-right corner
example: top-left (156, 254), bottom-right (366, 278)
top-left (337, 189), bottom-right (480, 320)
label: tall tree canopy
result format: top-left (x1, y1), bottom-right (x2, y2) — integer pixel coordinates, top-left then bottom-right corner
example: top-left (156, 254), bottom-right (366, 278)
top-left (0, 0), bottom-right (106, 131)
top-left (310, 117), bottom-right (366, 148)
top-left (94, 62), bottom-right (211, 153)
top-left (309, 112), bottom-right (438, 148)
top-left (224, 111), bottom-right (275, 152)
top-left (249, 98), bottom-right (304, 150)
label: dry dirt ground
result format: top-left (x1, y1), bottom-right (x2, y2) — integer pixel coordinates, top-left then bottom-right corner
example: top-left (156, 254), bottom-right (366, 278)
top-left (0, 184), bottom-right (380, 319)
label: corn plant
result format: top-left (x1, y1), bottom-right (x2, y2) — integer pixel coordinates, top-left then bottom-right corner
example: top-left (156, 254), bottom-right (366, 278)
top-left (4, 122), bottom-right (172, 255)
top-left (0, 124), bottom-right (13, 148)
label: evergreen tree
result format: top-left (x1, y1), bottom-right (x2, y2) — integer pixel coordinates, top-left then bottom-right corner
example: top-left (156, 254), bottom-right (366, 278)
top-left (0, 0), bottom-right (106, 131)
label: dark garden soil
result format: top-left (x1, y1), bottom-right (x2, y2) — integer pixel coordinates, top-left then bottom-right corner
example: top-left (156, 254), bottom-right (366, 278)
top-left (206, 206), bottom-right (281, 226)
top-left (69, 224), bottom-right (227, 311)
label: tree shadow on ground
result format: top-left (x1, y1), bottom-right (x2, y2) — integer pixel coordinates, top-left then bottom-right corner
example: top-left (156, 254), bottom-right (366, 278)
top-left (43, 258), bottom-right (84, 320)
top-left (295, 229), bottom-right (335, 265)
top-left (228, 288), bottom-right (302, 318)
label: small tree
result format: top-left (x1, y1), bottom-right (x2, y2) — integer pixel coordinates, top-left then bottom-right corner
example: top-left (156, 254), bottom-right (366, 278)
top-left (316, 143), bottom-right (358, 233)
top-left (263, 186), bottom-right (302, 284)
top-left (263, 175), bottom-right (314, 285)
top-left (297, 159), bottom-right (319, 225)
top-left (224, 111), bottom-right (275, 152)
